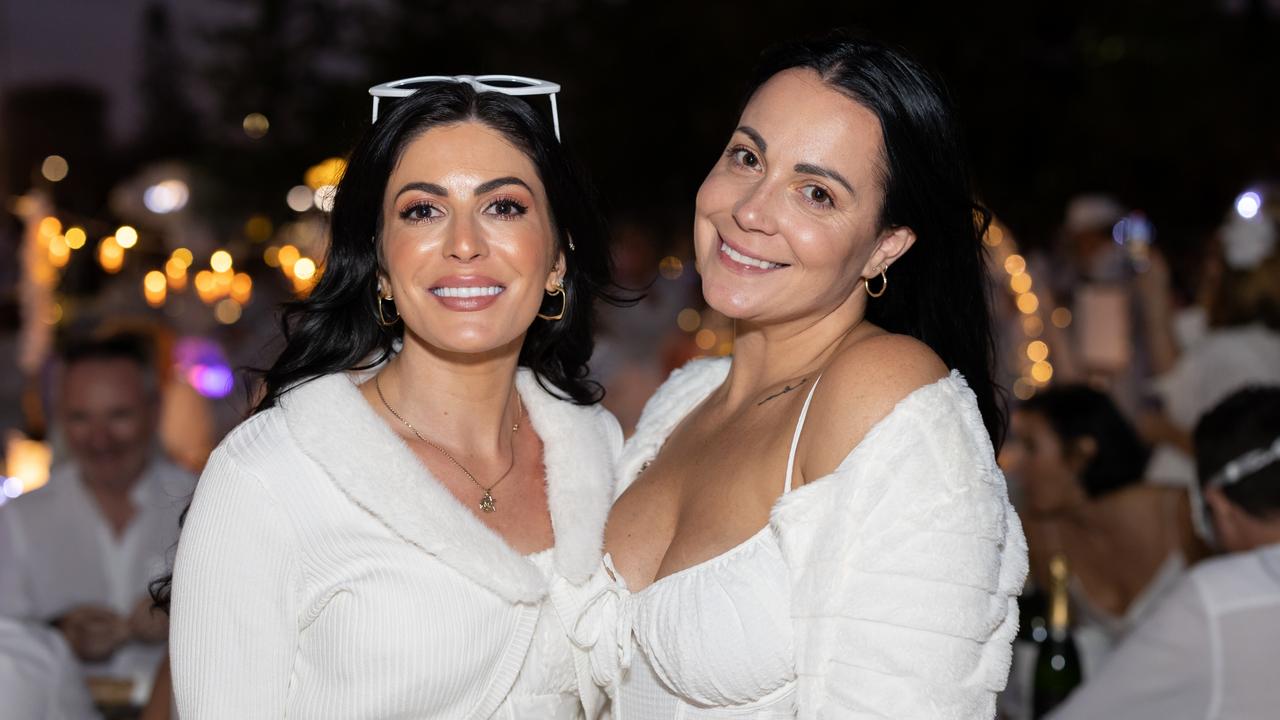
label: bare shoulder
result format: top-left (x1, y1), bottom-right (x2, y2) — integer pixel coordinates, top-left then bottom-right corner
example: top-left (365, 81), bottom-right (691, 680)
top-left (798, 332), bottom-right (949, 483)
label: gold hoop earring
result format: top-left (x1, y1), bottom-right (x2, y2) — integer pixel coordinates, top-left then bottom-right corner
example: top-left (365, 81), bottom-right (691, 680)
top-left (865, 268), bottom-right (888, 298)
top-left (537, 281), bottom-right (566, 321)
top-left (377, 294), bottom-right (400, 326)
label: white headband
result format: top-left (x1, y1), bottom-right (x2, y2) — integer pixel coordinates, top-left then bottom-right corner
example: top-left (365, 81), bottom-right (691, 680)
top-left (1207, 435), bottom-right (1280, 489)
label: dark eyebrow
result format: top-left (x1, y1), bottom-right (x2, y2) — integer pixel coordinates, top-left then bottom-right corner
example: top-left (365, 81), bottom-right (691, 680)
top-left (794, 162), bottom-right (854, 195)
top-left (394, 181), bottom-right (448, 198)
top-left (735, 126), bottom-right (767, 153)
top-left (474, 176), bottom-right (532, 195)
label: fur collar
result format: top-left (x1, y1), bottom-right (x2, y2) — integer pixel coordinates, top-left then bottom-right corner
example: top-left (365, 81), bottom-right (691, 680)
top-left (279, 368), bottom-right (615, 605)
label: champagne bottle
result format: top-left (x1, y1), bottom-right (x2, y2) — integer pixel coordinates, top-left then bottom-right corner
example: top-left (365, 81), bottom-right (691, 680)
top-left (1032, 553), bottom-right (1082, 718)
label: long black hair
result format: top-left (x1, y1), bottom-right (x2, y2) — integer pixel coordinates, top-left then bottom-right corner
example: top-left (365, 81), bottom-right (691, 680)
top-left (745, 33), bottom-right (1005, 447)
top-left (258, 82), bottom-right (615, 409)
top-left (1020, 385), bottom-right (1152, 498)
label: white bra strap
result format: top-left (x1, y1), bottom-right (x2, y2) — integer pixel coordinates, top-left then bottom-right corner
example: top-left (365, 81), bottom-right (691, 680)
top-left (784, 375), bottom-right (823, 494)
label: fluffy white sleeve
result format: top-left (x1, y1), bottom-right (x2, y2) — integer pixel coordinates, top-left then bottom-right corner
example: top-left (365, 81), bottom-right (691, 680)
top-left (774, 376), bottom-right (1028, 720)
top-left (170, 446), bottom-right (304, 718)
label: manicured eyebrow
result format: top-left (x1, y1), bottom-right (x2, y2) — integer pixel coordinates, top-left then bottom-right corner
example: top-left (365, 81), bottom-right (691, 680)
top-left (474, 176), bottom-right (532, 195)
top-left (735, 126), bottom-right (767, 153)
top-left (394, 181), bottom-right (449, 198)
top-left (794, 162), bottom-right (854, 195)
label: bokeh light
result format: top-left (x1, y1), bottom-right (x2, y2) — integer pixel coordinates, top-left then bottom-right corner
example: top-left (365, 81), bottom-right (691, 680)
top-left (210, 250), bottom-right (233, 273)
top-left (116, 225), bottom-right (139, 249)
top-left (64, 227), bottom-right (87, 249)
top-left (144, 179), bottom-right (190, 214)
top-left (659, 256), bottom-right (684, 280)
top-left (214, 298), bottom-right (243, 324)
top-left (243, 112), bottom-right (270, 139)
top-left (1235, 190), bottom-right (1262, 220)
top-left (676, 308), bottom-right (700, 332)
top-left (41, 155), bottom-right (69, 182)
top-left (293, 257), bottom-right (317, 281)
top-left (286, 185), bottom-right (313, 212)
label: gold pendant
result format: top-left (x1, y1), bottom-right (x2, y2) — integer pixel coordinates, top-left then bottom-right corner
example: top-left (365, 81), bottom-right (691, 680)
top-left (479, 491), bottom-right (496, 513)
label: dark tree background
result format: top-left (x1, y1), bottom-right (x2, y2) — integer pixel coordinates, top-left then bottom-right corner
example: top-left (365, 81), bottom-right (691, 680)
top-left (33, 0), bottom-right (1280, 277)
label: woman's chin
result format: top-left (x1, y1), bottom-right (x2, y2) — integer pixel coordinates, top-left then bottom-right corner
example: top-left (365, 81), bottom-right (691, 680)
top-left (701, 279), bottom-right (768, 321)
top-left (403, 322), bottom-right (527, 359)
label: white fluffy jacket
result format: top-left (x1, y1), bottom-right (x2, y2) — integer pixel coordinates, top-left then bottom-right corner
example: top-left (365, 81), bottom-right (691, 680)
top-left (170, 369), bottom-right (621, 719)
top-left (613, 358), bottom-right (1028, 719)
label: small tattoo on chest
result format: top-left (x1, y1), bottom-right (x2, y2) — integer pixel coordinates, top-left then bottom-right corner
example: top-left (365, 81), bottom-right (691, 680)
top-left (757, 377), bottom-right (809, 406)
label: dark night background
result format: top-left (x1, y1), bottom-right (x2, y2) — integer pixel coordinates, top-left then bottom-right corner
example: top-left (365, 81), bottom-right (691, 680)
top-left (4, 0), bottom-right (1279, 256)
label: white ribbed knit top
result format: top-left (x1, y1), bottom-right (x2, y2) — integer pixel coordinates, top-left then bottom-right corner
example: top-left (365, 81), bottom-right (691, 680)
top-left (170, 369), bottom-right (621, 719)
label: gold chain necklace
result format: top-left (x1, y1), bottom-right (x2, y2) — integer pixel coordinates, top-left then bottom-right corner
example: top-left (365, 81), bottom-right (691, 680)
top-left (374, 373), bottom-right (521, 513)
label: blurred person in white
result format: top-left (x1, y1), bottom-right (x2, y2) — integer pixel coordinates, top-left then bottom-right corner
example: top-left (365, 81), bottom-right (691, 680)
top-left (1050, 386), bottom-right (1280, 719)
top-left (0, 334), bottom-right (194, 707)
top-left (1005, 385), bottom-right (1206, 677)
top-left (1031, 194), bottom-right (1180, 419)
top-left (1145, 195), bottom-right (1280, 488)
top-left (0, 617), bottom-right (99, 720)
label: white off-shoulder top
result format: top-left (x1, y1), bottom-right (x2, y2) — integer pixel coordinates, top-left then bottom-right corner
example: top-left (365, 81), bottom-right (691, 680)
top-left (574, 357), bottom-right (1028, 720)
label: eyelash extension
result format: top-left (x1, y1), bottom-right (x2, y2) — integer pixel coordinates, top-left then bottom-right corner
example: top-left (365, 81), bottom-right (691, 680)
top-left (486, 196), bottom-right (528, 219)
top-left (398, 202), bottom-right (440, 222)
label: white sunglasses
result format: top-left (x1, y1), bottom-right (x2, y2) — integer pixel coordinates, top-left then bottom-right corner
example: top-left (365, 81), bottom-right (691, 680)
top-left (368, 74), bottom-right (562, 140)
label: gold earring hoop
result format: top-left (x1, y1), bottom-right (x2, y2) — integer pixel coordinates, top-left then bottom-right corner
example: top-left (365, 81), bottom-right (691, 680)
top-left (377, 293), bottom-right (400, 326)
top-left (537, 281), bottom-right (566, 321)
top-left (865, 267), bottom-right (888, 298)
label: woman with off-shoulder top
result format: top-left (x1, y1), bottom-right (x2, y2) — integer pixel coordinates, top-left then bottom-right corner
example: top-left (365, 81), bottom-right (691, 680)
top-left (574, 34), bottom-right (1028, 719)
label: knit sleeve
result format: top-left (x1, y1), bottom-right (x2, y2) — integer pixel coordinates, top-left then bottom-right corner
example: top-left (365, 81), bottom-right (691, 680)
top-left (777, 377), bottom-right (1028, 720)
top-left (170, 445), bottom-right (304, 718)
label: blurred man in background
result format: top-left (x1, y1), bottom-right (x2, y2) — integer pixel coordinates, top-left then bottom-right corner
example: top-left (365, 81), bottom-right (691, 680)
top-left (1049, 385), bottom-right (1280, 719)
top-left (0, 334), bottom-right (194, 709)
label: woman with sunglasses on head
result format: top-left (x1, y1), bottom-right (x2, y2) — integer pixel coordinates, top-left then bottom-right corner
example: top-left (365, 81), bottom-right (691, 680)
top-left (578, 34), bottom-right (1028, 718)
top-left (165, 79), bottom-right (622, 719)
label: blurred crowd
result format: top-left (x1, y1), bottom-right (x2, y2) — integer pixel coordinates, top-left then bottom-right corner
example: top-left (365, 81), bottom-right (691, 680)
top-left (1, 186), bottom-right (1279, 719)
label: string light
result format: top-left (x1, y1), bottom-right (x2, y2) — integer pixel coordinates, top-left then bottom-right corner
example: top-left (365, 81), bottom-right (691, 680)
top-left (48, 234), bottom-right (70, 267)
top-left (305, 157), bottom-right (347, 190)
top-left (210, 250), bottom-right (233, 273)
top-left (278, 244), bottom-right (300, 271)
top-left (989, 219), bottom-right (1052, 398)
top-left (231, 273), bottom-right (253, 304)
top-left (1051, 307), bottom-right (1073, 328)
top-left (64, 227), bottom-right (87, 249)
top-left (144, 271), bottom-right (167, 307)
top-left (116, 225), bottom-right (139, 249)
top-left (37, 217), bottom-right (62, 237)
top-left (41, 156), bottom-right (69, 182)
top-left (243, 113), bottom-right (270, 139)
top-left (98, 236), bottom-right (124, 273)
top-left (658, 256), bottom-right (684, 280)
top-left (214, 298), bottom-right (242, 324)
top-left (676, 308), bottom-right (701, 332)
top-left (245, 215), bottom-right (273, 242)
top-left (293, 257), bottom-right (317, 281)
